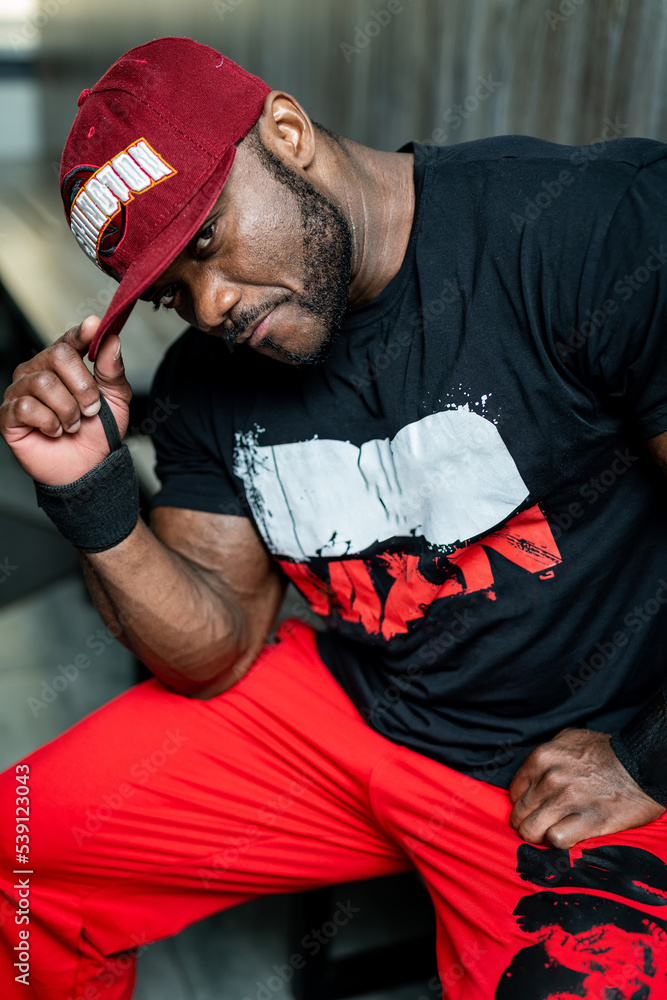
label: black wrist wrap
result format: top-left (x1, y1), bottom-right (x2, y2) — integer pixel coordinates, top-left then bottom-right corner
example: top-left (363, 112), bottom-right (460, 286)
top-left (610, 693), bottom-right (667, 808)
top-left (34, 395), bottom-right (140, 554)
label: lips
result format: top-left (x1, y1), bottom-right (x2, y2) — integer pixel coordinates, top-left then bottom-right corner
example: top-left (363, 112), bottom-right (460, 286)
top-left (237, 307), bottom-right (275, 347)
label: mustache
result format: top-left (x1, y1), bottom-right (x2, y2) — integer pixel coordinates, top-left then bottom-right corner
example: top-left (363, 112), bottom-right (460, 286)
top-left (224, 294), bottom-right (292, 345)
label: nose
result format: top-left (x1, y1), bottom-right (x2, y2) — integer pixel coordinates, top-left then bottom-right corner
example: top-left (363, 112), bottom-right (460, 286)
top-left (190, 271), bottom-right (241, 332)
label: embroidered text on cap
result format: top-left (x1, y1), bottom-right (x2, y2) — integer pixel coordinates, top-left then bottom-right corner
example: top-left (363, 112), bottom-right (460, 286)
top-left (62, 138), bottom-right (177, 268)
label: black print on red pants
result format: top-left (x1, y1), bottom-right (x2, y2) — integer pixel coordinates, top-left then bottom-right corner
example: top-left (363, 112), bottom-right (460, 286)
top-left (495, 844), bottom-right (667, 999)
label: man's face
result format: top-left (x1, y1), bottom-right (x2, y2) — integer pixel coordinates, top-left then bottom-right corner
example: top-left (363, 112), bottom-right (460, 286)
top-left (146, 130), bottom-right (353, 364)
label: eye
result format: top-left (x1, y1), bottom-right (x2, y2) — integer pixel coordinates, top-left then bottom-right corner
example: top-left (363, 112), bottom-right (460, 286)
top-left (153, 283), bottom-right (178, 310)
top-left (194, 222), bottom-right (215, 256)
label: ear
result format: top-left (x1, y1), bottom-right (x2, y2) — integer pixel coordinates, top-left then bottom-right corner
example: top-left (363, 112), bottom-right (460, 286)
top-left (255, 91), bottom-right (315, 170)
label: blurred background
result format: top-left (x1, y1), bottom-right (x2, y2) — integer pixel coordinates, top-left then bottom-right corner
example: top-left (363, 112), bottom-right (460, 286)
top-left (0, 1), bottom-right (665, 997)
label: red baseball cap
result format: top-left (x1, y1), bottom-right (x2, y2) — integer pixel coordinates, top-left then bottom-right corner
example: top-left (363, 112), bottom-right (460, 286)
top-left (60, 37), bottom-right (271, 360)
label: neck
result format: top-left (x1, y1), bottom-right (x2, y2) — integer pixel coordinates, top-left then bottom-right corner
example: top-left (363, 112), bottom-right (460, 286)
top-left (313, 135), bottom-right (416, 308)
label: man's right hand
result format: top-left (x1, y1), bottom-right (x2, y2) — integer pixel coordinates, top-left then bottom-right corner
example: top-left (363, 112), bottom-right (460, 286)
top-left (0, 315), bottom-right (132, 486)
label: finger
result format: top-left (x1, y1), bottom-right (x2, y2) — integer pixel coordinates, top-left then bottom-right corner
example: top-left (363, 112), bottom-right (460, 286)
top-left (509, 736), bottom-right (571, 807)
top-left (59, 314), bottom-right (102, 354)
top-left (11, 342), bottom-right (101, 420)
top-left (515, 781), bottom-right (586, 844)
top-left (2, 395), bottom-right (64, 440)
top-left (508, 771), bottom-right (532, 807)
top-left (510, 768), bottom-right (561, 831)
top-left (5, 372), bottom-right (84, 433)
top-left (508, 756), bottom-right (539, 805)
top-left (39, 345), bottom-right (100, 419)
top-left (11, 315), bottom-right (100, 382)
top-left (543, 810), bottom-right (598, 850)
top-left (510, 790), bottom-right (542, 831)
top-left (516, 803), bottom-right (561, 844)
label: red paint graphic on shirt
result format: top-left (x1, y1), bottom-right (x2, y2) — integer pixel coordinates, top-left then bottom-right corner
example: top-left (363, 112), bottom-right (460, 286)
top-left (533, 922), bottom-right (667, 998)
top-left (280, 503), bottom-right (561, 639)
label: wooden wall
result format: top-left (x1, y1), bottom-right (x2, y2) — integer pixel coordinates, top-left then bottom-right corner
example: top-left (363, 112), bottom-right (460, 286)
top-left (41, 0), bottom-right (666, 160)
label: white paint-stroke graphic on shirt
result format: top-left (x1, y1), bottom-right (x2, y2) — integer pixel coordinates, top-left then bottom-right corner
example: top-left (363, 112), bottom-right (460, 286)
top-left (233, 407), bottom-right (529, 561)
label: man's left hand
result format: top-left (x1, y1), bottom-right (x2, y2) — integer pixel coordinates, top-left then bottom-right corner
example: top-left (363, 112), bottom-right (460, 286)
top-left (508, 728), bottom-right (665, 849)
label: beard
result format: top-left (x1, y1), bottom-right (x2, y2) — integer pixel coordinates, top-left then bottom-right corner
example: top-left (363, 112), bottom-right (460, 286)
top-left (227, 129), bottom-right (353, 365)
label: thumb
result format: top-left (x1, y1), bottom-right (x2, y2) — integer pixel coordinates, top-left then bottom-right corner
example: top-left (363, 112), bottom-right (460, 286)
top-left (93, 333), bottom-right (130, 395)
top-left (92, 334), bottom-right (132, 442)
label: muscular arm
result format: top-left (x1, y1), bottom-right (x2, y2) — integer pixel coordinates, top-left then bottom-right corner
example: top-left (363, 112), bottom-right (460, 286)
top-left (80, 508), bottom-right (285, 698)
top-left (0, 316), bottom-right (285, 698)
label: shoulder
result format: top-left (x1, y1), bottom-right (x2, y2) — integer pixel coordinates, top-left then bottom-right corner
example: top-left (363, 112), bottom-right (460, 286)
top-left (408, 135), bottom-right (667, 260)
top-left (414, 133), bottom-right (666, 170)
top-left (414, 134), bottom-right (667, 204)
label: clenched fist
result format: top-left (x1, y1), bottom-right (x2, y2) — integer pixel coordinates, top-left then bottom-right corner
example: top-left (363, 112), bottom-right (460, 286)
top-left (0, 316), bottom-right (131, 486)
top-left (509, 728), bottom-right (665, 849)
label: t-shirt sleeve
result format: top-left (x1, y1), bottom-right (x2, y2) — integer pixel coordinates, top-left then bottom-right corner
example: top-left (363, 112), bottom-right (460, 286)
top-left (564, 149), bottom-right (667, 439)
top-left (148, 330), bottom-right (249, 517)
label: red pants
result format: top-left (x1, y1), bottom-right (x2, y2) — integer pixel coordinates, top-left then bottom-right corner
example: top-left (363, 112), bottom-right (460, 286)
top-left (2, 619), bottom-right (667, 999)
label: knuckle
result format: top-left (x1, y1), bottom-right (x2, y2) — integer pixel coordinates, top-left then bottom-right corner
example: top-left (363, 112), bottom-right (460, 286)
top-left (34, 371), bottom-right (57, 393)
top-left (516, 790), bottom-right (531, 810)
top-left (63, 401), bottom-right (79, 424)
top-left (542, 770), bottom-right (565, 794)
top-left (518, 820), bottom-right (539, 844)
top-left (78, 376), bottom-right (98, 398)
top-left (63, 325), bottom-right (86, 350)
top-left (50, 341), bottom-right (75, 364)
top-left (80, 373), bottom-right (98, 392)
top-left (14, 396), bottom-right (36, 420)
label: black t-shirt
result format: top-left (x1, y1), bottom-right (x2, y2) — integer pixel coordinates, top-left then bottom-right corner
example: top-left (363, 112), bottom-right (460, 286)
top-left (149, 135), bottom-right (667, 787)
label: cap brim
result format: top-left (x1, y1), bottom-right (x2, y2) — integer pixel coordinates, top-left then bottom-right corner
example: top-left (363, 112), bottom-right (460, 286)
top-left (87, 145), bottom-right (236, 361)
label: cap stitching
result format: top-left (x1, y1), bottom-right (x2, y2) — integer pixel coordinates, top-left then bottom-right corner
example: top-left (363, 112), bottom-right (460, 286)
top-left (96, 86), bottom-right (263, 157)
top-left (88, 87), bottom-right (224, 157)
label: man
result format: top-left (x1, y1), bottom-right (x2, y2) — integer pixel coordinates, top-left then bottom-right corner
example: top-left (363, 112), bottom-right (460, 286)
top-left (1, 35), bottom-right (667, 999)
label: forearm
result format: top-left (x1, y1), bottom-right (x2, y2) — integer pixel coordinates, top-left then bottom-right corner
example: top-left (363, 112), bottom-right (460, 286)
top-left (79, 553), bottom-right (138, 655)
top-left (80, 517), bottom-right (256, 696)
